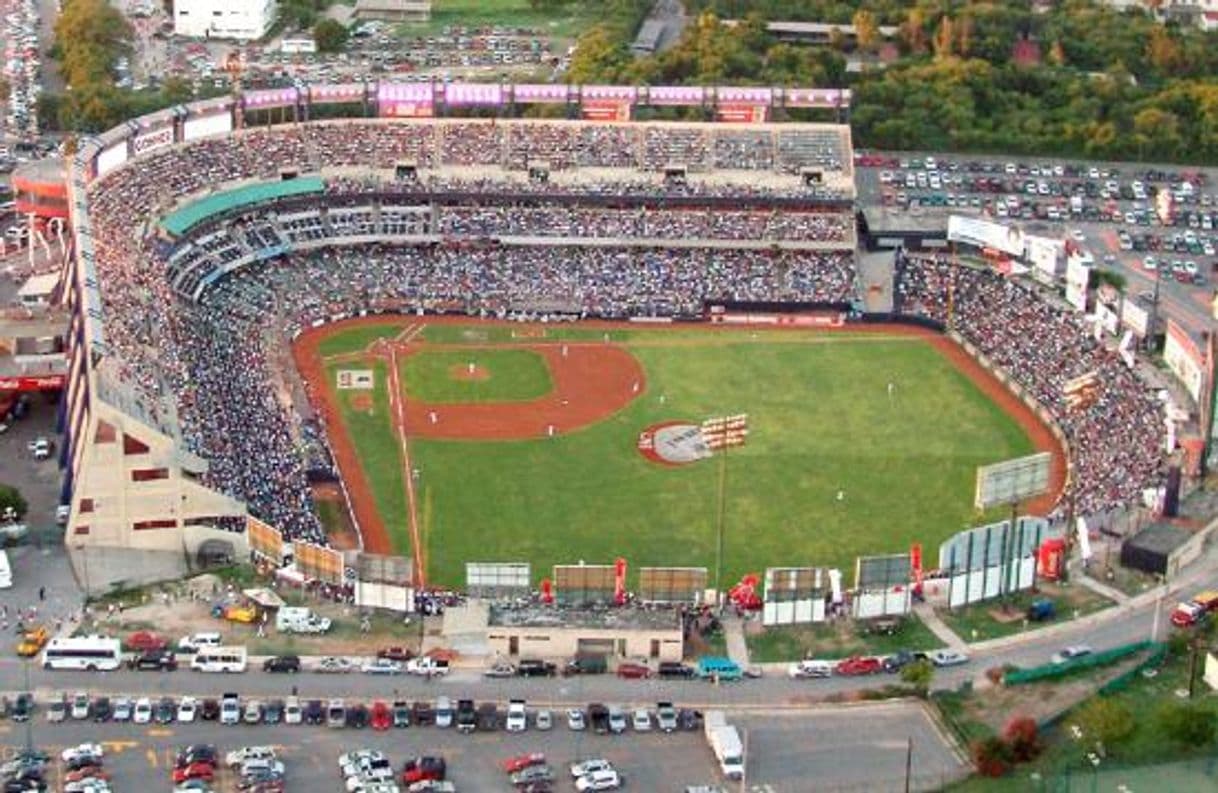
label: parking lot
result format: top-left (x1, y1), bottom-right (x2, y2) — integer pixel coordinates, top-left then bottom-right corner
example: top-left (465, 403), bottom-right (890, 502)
top-left (0, 700), bottom-right (965, 792)
top-left (1, 0), bottom-right (41, 141)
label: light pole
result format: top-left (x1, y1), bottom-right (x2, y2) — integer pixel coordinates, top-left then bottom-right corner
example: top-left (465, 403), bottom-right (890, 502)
top-left (704, 414), bottom-right (748, 602)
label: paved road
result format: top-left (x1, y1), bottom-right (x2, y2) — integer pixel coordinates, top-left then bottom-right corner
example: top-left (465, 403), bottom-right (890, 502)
top-left (0, 702), bottom-right (963, 792)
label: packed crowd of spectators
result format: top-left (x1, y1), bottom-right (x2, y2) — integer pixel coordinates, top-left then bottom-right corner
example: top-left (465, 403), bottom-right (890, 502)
top-left (82, 117), bottom-right (859, 544)
top-left (894, 255), bottom-right (1164, 516)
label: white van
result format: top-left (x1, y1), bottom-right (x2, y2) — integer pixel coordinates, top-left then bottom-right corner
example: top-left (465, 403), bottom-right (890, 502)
top-left (190, 646), bottom-right (247, 673)
top-left (0, 549), bottom-right (11, 589)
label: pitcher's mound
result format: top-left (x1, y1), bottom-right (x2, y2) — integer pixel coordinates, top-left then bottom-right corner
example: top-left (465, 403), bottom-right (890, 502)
top-left (450, 363), bottom-right (490, 382)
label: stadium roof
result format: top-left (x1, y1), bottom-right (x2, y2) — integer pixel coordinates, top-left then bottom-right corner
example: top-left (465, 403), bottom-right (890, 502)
top-left (161, 177), bottom-right (325, 236)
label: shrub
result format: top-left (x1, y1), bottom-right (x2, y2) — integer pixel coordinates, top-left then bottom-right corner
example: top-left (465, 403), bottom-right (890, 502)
top-left (972, 736), bottom-right (1013, 777)
top-left (1003, 716), bottom-right (1043, 762)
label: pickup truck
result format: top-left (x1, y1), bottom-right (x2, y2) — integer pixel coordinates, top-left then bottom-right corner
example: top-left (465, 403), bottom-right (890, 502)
top-left (456, 699), bottom-right (476, 733)
top-left (406, 657), bottom-right (450, 677)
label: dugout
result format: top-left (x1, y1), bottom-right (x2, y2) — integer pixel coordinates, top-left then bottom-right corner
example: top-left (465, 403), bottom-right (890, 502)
top-left (1120, 523), bottom-right (1199, 579)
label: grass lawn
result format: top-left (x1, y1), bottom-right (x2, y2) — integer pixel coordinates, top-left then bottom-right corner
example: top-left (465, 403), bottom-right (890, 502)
top-left (745, 615), bottom-right (945, 662)
top-left (317, 324), bottom-right (1037, 587)
top-left (396, 0), bottom-right (609, 39)
top-left (937, 583), bottom-right (1115, 644)
top-left (400, 348), bottom-right (553, 403)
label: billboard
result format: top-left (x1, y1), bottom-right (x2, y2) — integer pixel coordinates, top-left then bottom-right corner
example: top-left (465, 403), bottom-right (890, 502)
top-left (638, 567), bottom-right (707, 604)
top-left (762, 567), bottom-right (830, 626)
top-left (646, 86), bottom-right (705, 106)
top-left (938, 516), bottom-right (1054, 608)
top-left (243, 87), bottom-right (299, 109)
top-left (716, 86), bottom-right (773, 104)
top-left (466, 562), bottom-right (531, 598)
top-left (553, 564), bottom-right (616, 606)
top-left (293, 541), bottom-right (345, 584)
top-left (511, 84), bottom-right (571, 104)
top-left (132, 125), bottom-right (174, 157)
top-left (852, 554), bottom-right (911, 618)
top-left (783, 87), bottom-right (851, 108)
top-left (947, 215), bottom-right (1025, 257)
top-left (1095, 301), bottom-right (1120, 336)
top-left (309, 83), bottom-right (366, 104)
top-left (354, 552), bottom-right (413, 585)
top-left (1065, 255), bottom-right (1090, 312)
top-left (183, 112), bottom-right (233, 141)
top-left (1165, 319), bottom-right (1205, 403)
top-left (1026, 235), bottom-right (1061, 284)
top-left (95, 142), bottom-right (128, 178)
top-left (377, 83), bottom-right (435, 118)
top-left (246, 516), bottom-right (284, 565)
top-left (443, 82), bottom-right (503, 106)
top-left (716, 103), bottom-right (768, 123)
top-left (1121, 297), bottom-right (1150, 337)
top-left (975, 452), bottom-right (1052, 509)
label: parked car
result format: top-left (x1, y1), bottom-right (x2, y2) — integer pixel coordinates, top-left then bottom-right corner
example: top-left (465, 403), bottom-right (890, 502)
top-left (263, 655), bottom-right (301, 673)
top-left (377, 646), bottom-right (415, 662)
top-left (1051, 645), bottom-right (1093, 665)
top-left (835, 656), bottom-right (884, 676)
top-left (657, 661), bottom-right (694, 679)
top-left (929, 650), bottom-right (970, 668)
top-left (303, 699), bottom-right (324, 725)
top-left (655, 702), bottom-right (678, 732)
top-left (563, 654), bottom-right (607, 676)
top-left (516, 658), bottom-right (556, 677)
top-left (616, 662), bottom-right (651, 679)
top-left (361, 658), bottom-right (403, 675)
top-left (566, 708), bottom-right (586, 731)
top-left (129, 649), bottom-right (178, 671)
top-left (789, 659), bottom-right (834, 679)
top-left (501, 753), bottom-right (546, 774)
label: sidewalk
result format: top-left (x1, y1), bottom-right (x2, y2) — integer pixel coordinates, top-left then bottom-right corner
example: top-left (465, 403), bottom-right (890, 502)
top-left (1076, 570), bottom-right (1131, 605)
top-left (722, 615), bottom-right (750, 666)
top-left (913, 601), bottom-right (968, 652)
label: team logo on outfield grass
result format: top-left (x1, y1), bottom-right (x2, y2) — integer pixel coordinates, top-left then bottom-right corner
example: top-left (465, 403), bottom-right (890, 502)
top-left (336, 369), bottom-right (374, 389)
top-left (637, 421), bottom-right (713, 466)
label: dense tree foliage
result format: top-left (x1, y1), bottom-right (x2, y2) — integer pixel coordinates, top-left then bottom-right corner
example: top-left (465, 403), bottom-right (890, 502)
top-left (0, 484), bottom-right (27, 520)
top-left (313, 19), bottom-right (349, 53)
top-left (570, 0), bottom-right (1218, 162)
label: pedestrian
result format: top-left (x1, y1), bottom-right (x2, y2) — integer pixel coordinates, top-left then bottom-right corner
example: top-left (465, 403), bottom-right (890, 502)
top-left (38, 586), bottom-right (44, 602)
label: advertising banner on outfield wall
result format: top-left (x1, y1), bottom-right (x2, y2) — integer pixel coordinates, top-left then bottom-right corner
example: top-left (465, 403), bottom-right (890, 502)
top-left (132, 125), bottom-right (174, 157)
top-left (183, 112), bottom-right (233, 141)
top-left (1025, 236), bottom-right (1061, 285)
top-left (948, 215), bottom-right (1025, 257)
top-left (247, 516), bottom-right (285, 565)
top-left (95, 143), bottom-right (128, 178)
top-left (1065, 256), bottom-right (1090, 312)
top-left (1165, 319), bottom-right (1205, 404)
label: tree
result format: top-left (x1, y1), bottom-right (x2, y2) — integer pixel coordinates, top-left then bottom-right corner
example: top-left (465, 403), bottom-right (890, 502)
top-left (901, 659), bottom-right (934, 693)
top-left (1146, 24), bottom-right (1181, 73)
top-left (1002, 717), bottom-right (1042, 763)
top-left (933, 16), bottom-right (955, 61)
top-left (956, 14), bottom-right (974, 59)
top-left (971, 736), bottom-right (1012, 778)
top-left (853, 10), bottom-right (878, 54)
top-left (1157, 702), bottom-right (1216, 748)
top-left (313, 19), bottom-right (349, 54)
top-left (0, 484), bottom-right (27, 520)
top-left (1074, 698), bottom-right (1134, 747)
top-left (1048, 41), bottom-right (1067, 67)
top-left (565, 25), bottom-right (631, 84)
top-left (53, 0), bottom-right (133, 89)
top-left (901, 7), bottom-right (927, 55)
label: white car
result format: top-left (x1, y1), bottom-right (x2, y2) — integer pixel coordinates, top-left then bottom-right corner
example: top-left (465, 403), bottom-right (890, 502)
top-left (176, 696), bottom-right (198, 723)
top-left (227, 746), bottom-right (276, 769)
top-left (929, 650), bottom-right (970, 667)
top-left (70, 692), bottom-right (90, 720)
top-left (61, 743), bottom-right (104, 763)
top-left (111, 697), bottom-right (133, 722)
top-left (133, 697), bottom-right (153, 724)
top-left (317, 656), bottom-right (354, 673)
top-left (788, 659), bottom-right (834, 679)
top-left (505, 699), bottom-right (527, 732)
top-left (631, 708), bottom-right (652, 732)
top-left (284, 696), bottom-right (302, 725)
top-left (566, 708), bottom-right (586, 731)
top-left (576, 768), bottom-right (622, 791)
top-left (535, 709), bottom-right (552, 731)
top-left (1070, 229), bottom-right (1086, 242)
top-left (360, 658), bottom-right (403, 675)
top-left (607, 706), bottom-right (627, 734)
top-left (570, 759), bottom-right (614, 779)
top-left (1051, 645), bottom-right (1093, 664)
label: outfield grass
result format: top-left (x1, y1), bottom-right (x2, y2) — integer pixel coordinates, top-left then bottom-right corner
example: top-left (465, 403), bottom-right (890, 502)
top-left (400, 348), bottom-right (553, 402)
top-left (745, 615), bottom-right (945, 662)
top-left (937, 584), bottom-right (1114, 643)
top-left (314, 325), bottom-right (1039, 587)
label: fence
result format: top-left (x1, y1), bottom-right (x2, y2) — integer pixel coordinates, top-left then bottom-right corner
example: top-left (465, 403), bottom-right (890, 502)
top-left (1003, 640), bottom-right (1157, 686)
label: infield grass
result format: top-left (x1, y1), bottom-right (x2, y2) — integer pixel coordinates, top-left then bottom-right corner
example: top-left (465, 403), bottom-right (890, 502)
top-left (400, 348), bottom-right (553, 403)
top-left (317, 325), bottom-right (1038, 587)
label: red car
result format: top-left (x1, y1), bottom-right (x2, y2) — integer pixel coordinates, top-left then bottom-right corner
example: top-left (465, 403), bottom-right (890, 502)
top-left (370, 700), bottom-right (392, 731)
top-left (500, 752), bottom-right (546, 774)
top-left (64, 767), bottom-right (109, 784)
top-left (835, 656), bottom-right (883, 676)
top-left (126, 630), bottom-right (168, 652)
top-left (616, 662), bottom-right (652, 679)
top-left (171, 762), bottom-right (215, 784)
top-left (402, 756), bottom-right (446, 785)
top-left (377, 646), bottom-right (416, 662)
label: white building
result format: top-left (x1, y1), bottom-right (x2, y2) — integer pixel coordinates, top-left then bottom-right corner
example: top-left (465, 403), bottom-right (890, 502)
top-left (174, 0), bottom-right (277, 41)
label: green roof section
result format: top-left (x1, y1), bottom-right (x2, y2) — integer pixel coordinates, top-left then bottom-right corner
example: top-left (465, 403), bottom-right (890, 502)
top-left (161, 177), bottom-right (326, 236)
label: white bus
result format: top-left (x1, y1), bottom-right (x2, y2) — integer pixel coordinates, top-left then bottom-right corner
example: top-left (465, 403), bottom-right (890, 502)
top-left (41, 636), bottom-right (123, 671)
top-left (0, 549), bottom-right (11, 589)
top-left (190, 646), bottom-right (248, 673)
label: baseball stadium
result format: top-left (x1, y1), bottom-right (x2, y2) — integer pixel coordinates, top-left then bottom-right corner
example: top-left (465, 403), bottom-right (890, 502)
top-left (55, 83), bottom-right (1166, 597)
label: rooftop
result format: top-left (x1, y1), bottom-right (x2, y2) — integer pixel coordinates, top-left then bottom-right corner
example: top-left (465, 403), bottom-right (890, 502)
top-left (488, 604), bottom-right (681, 632)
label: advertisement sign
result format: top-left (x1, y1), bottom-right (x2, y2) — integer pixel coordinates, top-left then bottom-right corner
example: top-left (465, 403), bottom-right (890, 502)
top-left (511, 84), bottom-right (571, 104)
top-left (0, 375), bottom-right (66, 391)
top-left (716, 86), bottom-right (773, 105)
top-left (132, 125), bottom-right (174, 157)
top-left (1164, 319), bottom-right (1205, 403)
top-left (377, 83), bottom-right (435, 117)
top-left (247, 516), bottom-right (284, 565)
top-left (1095, 301), bottom-right (1120, 336)
top-left (716, 103), bottom-right (768, 123)
top-left (581, 99), bottom-right (631, 122)
top-left (309, 83), bottom-right (366, 104)
top-left (580, 85), bottom-right (637, 102)
top-left (336, 370), bottom-right (373, 390)
top-left (1065, 256), bottom-right (1090, 312)
top-left (293, 541), bottom-right (345, 584)
top-left (443, 82), bottom-right (503, 106)
top-left (183, 112), bottom-right (233, 141)
top-left (242, 87), bottom-right (299, 109)
top-left (95, 143), bottom-right (128, 177)
top-left (784, 87), bottom-right (851, 108)
top-left (948, 215), bottom-right (1025, 257)
top-left (646, 86), bottom-right (705, 106)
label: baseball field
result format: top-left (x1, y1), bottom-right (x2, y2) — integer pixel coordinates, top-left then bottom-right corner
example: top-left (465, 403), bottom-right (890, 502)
top-left (294, 320), bottom-right (1062, 588)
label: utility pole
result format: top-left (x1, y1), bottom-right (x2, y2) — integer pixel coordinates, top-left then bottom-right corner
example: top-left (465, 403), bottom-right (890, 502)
top-left (904, 736), bottom-right (914, 793)
top-left (705, 414), bottom-right (748, 603)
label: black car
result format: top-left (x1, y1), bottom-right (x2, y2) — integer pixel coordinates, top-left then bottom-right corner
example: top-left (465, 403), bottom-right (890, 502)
top-left (199, 698), bottom-right (220, 721)
top-left (588, 703), bottom-right (609, 734)
top-left (657, 661), bottom-right (694, 679)
top-left (11, 694), bottom-right (32, 722)
top-left (175, 744), bottom-right (217, 768)
top-left (262, 655), bottom-right (300, 673)
top-left (65, 755), bottom-right (101, 773)
top-left (346, 703), bottom-right (369, 729)
top-left (92, 697), bottom-right (112, 722)
top-left (882, 650), bottom-right (928, 673)
top-left (392, 700), bottom-right (411, 728)
top-left (411, 700), bottom-right (434, 726)
top-left (563, 654), bottom-right (607, 676)
top-left (455, 699), bottom-right (476, 733)
top-left (677, 708), bottom-right (702, 731)
top-left (303, 699), bottom-right (324, 725)
top-left (155, 697), bottom-right (176, 724)
top-left (264, 699), bottom-right (284, 724)
top-left (129, 650), bottom-right (178, 671)
top-left (516, 659), bottom-right (557, 677)
top-left (476, 702), bottom-right (499, 731)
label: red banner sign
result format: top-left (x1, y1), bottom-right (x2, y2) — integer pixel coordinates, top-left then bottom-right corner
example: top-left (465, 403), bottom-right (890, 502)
top-left (0, 375), bottom-right (66, 391)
